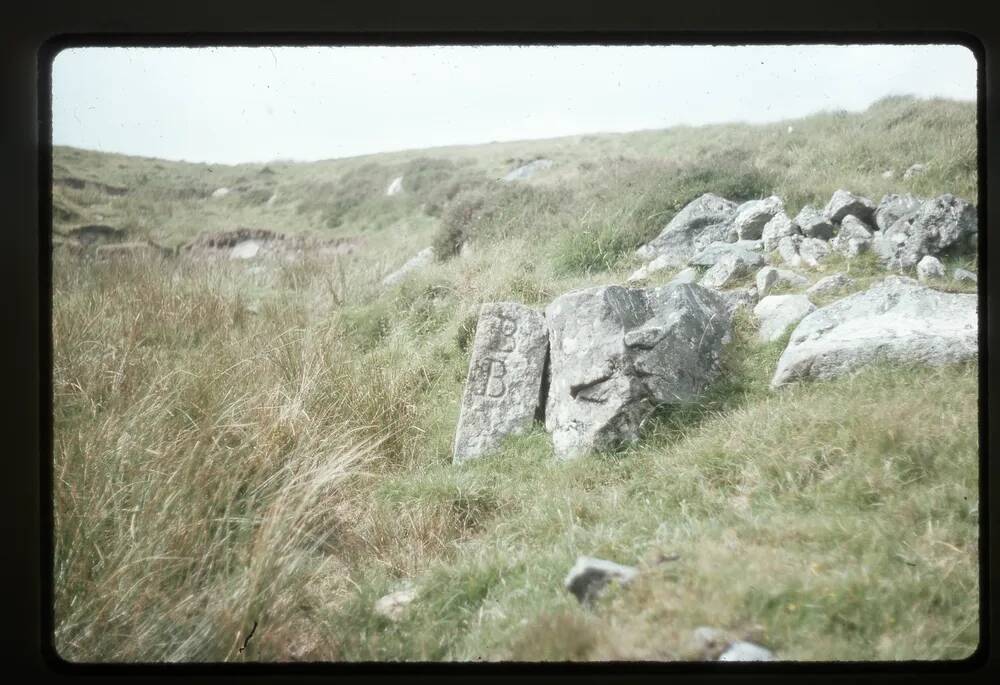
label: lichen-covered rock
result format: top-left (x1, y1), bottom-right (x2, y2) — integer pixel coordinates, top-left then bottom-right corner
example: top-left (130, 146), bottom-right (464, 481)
top-left (762, 211), bottom-right (802, 251)
top-left (794, 205), bottom-right (835, 240)
top-left (824, 189), bottom-right (876, 225)
top-left (689, 241), bottom-right (764, 268)
top-left (453, 303), bottom-right (549, 463)
top-left (564, 556), bottom-right (639, 604)
top-left (733, 196), bottom-right (784, 241)
top-left (544, 284), bottom-right (730, 458)
top-left (875, 193), bottom-right (923, 232)
top-left (636, 193), bottom-right (738, 265)
top-left (806, 272), bottom-right (854, 297)
top-left (754, 294), bottom-right (816, 342)
top-left (700, 252), bottom-right (762, 289)
top-left (756, 266), bottom-right (809, 297)
top-left (873, 194), bottom-right (977, 269)
top-left (771, 276), bottom-right (977, 387)
top-left (917, 255), bottom-right (945, 282)
top-left (830, 215), bottom-right (873, 257)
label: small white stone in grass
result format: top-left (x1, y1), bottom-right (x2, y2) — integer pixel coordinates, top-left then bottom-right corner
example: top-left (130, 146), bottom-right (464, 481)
top-left (374, 587), bottom-right (418, 621)
top-left (718, 641), bottom-right (775, 661)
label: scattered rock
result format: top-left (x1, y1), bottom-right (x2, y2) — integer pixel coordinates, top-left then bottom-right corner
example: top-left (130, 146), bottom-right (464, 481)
top-left (564, 556), bottom-right (639, 604)
top-left (830, 215), bottom-right (873, 257)
top-left (756, 266), bottom-right (809, 297)
top-left (211, 187), bottom-right (231, 198)
top-left (382, 247), bottom-right (435, 286)
top-left (794, 205), bottom-right (835, 240)
top-left (693, 627), bottom-right (728, 653)
top-left (502, 158), bottom-right (553, 182)
top-left (881, 169), bottom-right (895, 179)
top-left (754, 294), bottom-right (816, 342)
top-left (635, 193), bottom-right (738, 266)
top-left (386, 176), bottom-right (404, 196)
top-left (230, 240), bottom-right (262, 260)
top-left (718, 641), bottom-right (776, 662)
top-left (544, 284), bottom-right (731, 458)
top-left (733, 196), bottom-right (784, 241)
top-left (688, 241), bottom-right (764, 268)
top-left (875, 193), bottom-right (924, 232)
top-left (873, 194), bottom-right (977, 269)
top-left (824, 189), bottom-right (876, 225)
top-left (903, 163), bottom-right (928, 180)
top-left (916, 255), bottom-right (945, 282)
top-left (453, 303), bottom-right (549, 463)
top-left (806, 272), bottom-right (854, 297)
top-left (771, 276), bottom-right (977, 387)
top-left (374, 587), bottom-right (418, 621)
top-left (700, 252), bottom-right (761, 290)
top-left (761, 212), bottom-right (802, 252)
top-left (953, 268), bottom-right (977, 284)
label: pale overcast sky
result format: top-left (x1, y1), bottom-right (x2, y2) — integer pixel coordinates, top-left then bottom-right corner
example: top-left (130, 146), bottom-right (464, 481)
top-left (51, 44), bottom-right (977, 166)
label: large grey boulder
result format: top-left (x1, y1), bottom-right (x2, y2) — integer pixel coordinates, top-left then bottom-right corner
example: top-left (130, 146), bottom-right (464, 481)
top-left (564, 556), bottom-right (639, 604)
top-left (733, 196), bottom-right (784, 240)
top-left (453, 303), bottom-right (549, 463)
top-left (794, 205), bottom-right (835, 240)
top-left (873, 194), bottom-right (977, 269)
top-left (382, 247), bottom-right (435, 286)
top-left (689, 241), bottom-right (764, 268)
top-left (545, 284), bottom-right (731, 458)
top-left (762, 211), bottom-right (802, 251)
top-left (718, 641), bottom-right (776, 662)
top-left (830, 215), bottom-right (873, 257)
top-left (875, 193), bottom-right (923, 232)
top-left (636, 193), bottom-right (738, 265)
top-left (700, 252), bottom-right (762, 289)
top-left (771, 276), bottom-right (977, 387)
top-left (824, 189), bottom-right (876, 225)
top-left (754, 294), bottom-right (816, 343)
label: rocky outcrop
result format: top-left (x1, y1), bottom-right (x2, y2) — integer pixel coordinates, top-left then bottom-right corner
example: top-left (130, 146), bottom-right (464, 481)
top-left (874, 193), bottom-right (923, 232)
top-left (544, 284), bottom-right (730, 458)
top-left (688, 241), bottom-right (763, 268)
top-left (824, 189), bottom-right (876, 225)
top-left (635, 194), bottom-right (738, 265)
top-left (916, 255), bottom-right (945, 282)
top-left (733, 196), bottom-right (784, 241)
top-left (830, 215), bottom-right (873, 257)
top-left (794, 205), bottom-right (834, 240)
top-left (453, 303), bottom-right (549, 463)
top-left (771, 276), bottom-right (977, 387)
top-left (806, 272), bottom-right (854, 297)
top-left (700, 252), bottom-right (762, 289)
top-left (873, 194), bottom-right (977, 269)
top-left (762, 211), bottom-right (802, 251)
top-left (755, 266), bottom-right (809, 297)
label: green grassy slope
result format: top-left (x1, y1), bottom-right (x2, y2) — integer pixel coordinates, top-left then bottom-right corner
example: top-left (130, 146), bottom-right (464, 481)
top-left (51, 95), bottom-right (979, 662)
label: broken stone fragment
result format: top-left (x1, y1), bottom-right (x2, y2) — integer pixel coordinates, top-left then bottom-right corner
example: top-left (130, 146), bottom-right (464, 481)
top-left (453, 302), bottom-right (549, 463)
